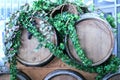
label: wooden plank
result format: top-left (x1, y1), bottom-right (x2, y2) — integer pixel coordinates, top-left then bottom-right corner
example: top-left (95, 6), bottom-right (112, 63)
top-left (17, 57), bottom-right (97, 80)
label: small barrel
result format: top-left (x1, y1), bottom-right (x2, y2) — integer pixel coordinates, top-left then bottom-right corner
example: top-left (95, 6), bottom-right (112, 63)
top-left (0, 70), bottom-right (31, 80)
top-left (44, 69), bottom-right (86, 80)
top-left (50, 3), bottom-right (78, 17)
top-left (103, 72), bottom-right (120, 80)
top-left (66, 13), bottom-right (114, 66)
top-left (17, 18), bottom-right (58, 66)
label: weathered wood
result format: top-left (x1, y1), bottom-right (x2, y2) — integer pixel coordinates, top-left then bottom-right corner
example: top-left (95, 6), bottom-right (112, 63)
top-left (17, 58), bottom-right (97, 80)
top-left (0, 71), bottom-right (31, 80)
top-left (103, 72), bottom-right (120, 80)
top-left (66, 16), bottom-right (114, 66)
top-left (109, 75), bottom-right (120, 80)
top-left (0, 74), bottom-right (10, 80)
top-left (51, 75), bottom-right (77, 80)
top-left (17, 19), bottom-right (57, 66)
top-left (50, 3), bottom-right (78, 17)
top-left (44, 69), bottom-right (85, 80)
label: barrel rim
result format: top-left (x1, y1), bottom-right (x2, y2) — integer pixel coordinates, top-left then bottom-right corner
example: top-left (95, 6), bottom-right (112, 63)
top-left (0, 70), bottom-right (31, 80)
top-left (65, 13), bottom-right (114, 66)
top-left (44, 69), bottom-right (86, 80)
top-left (17, 54), bottom-right (54, 66)
top-left (102, 71), bottom-right (120, 80)
top-left (77, 13), bottom-right (113, 30)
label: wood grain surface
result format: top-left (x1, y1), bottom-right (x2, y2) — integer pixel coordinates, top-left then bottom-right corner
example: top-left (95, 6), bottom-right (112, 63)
top-left (109, 75), bottom-right (120, 80)
top-left (17, 27), bottom-right (57, 66)
top-left (17, 57), bottom-right (97, 80)
top-left (67, 18), bottom-right (114, 66)
top-left (0, 74), bottom-right (10, 80)
top-left (51, 75), bottom-right (77, 80)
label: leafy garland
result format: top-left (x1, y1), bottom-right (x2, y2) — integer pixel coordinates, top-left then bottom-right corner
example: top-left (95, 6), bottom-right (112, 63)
top-left (48, 12), bottom-right (92, 66)
top-left (4, 0), bottom-right (120, 80)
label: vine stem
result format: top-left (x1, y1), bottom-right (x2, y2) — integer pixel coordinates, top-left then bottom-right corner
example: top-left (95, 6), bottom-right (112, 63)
top-left (65, 18), bottom-right (71, 27)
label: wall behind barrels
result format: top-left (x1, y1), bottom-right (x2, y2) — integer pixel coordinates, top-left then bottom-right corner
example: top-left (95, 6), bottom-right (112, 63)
top-left (0, 0), bottom-right (36, 20)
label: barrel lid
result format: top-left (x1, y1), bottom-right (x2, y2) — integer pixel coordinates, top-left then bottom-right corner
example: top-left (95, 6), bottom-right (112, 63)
top-left (66, 13), bottom-right (114, 66)
top-left (17, 19), bottom-right (57, 66)
top-left (50, 3), bottom-right (78, 17)
top-left (44, 69), bottom-right (85, 80)
top-left (103, 71), bottom-right (120, 80)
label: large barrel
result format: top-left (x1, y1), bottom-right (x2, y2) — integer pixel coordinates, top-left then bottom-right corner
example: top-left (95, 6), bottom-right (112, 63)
top-left (17, 18), bottom-right (58, 66)
top-left (44, 69), bottom-right (86, 80)
top-left (0, 70), bottom-right (31, 80)
top-left (103, 71), bottom-right (120, 80)
top-left (66, 13), bottom-right (114, 66)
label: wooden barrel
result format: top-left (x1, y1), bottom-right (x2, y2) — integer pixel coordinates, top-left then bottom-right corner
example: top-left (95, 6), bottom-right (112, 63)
top-left (44, 69), bottom-right (86, 80)
top-left (103, 72), bottom-right (120, 80)
top-left (66, 13), bottom-right (114, 66)
top-left (0, 70), bottom-right (31, 80)
top-left (17, 18), bottom-right (58, 66)
top-left (50, 3), bottom-right (78, 17)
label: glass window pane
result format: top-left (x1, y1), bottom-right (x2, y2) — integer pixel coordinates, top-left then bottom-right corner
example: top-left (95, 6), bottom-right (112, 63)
top-left (100, 7), bottom-right (115, 18)
top-left (93, 0), bottom-right (114, 7)
top-left (6, 8), bottom-right (11, 18)
top-left (117, 0), bottom-right (120, 4)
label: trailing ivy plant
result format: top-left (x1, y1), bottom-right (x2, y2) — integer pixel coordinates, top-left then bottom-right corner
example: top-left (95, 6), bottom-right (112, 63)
top-left (5, 14), bottom-right (22, 80)
top-left (4, 0), bottom-right (120, 80)
top-left (48, 12), bottom-right (92, 66)
top-left (99, 12), bottom-right (117, 33)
